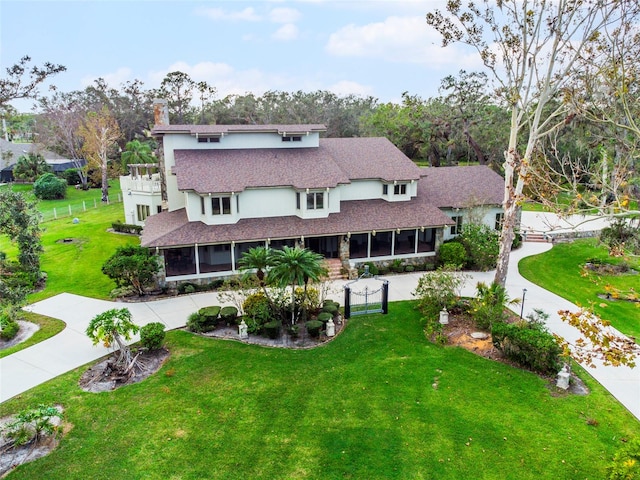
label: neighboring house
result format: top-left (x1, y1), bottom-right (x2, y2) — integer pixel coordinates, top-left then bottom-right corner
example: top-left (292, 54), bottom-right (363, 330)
top-left (124, 100), bottom-right (504, 285)
top-left (0, 139), bottom-right (85, 182)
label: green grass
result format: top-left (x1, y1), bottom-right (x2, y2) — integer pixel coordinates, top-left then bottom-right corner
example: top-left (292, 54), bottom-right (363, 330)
top-left (1, 303), bottom-right (637, 479)
top-left (3, 180), bottom-right (123, 222)
top-left (519, 239), bottom-right (640, 341)
top-left (0, 195), bottom-right (138, 302)
top-left (0, 312), bottom-right (65, 359)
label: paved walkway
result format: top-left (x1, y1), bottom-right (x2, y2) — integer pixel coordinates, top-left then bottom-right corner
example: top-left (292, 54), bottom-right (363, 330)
top-left (1, 215), bottom-right (638, 420)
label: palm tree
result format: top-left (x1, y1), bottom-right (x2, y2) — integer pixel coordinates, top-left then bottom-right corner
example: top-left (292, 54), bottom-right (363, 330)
top-left (12, 153), bottom-right (51, 182)
top-left (237, 246), bottom-right (273, 299)
top-left (268, 246), bottom-right (327, 325)
top-left (120, 139), bottom-right (153, 171)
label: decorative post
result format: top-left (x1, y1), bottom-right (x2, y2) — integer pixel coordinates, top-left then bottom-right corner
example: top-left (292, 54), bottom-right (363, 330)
top-left (520, 288), bottom-right (527, 319)
top-left (344, 285), bottom-right (351, 319)
top-left (381, 280), bottom-right (389, 314)
top-left (439, 308), bottom-right (449, 325)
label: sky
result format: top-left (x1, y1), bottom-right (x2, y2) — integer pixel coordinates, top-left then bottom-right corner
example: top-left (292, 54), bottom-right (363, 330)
top-left (0, 0), bottom-right (482, 113)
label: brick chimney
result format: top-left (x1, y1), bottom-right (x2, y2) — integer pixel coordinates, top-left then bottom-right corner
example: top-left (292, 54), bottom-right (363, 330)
top-left (153, 98), bottom-right (169, 127)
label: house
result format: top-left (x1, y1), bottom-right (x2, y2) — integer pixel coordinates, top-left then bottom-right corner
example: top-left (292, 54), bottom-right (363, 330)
top-left (125, 100), bottom-right (504, 285)
top-left (0, 139), bottom-right (85, 182)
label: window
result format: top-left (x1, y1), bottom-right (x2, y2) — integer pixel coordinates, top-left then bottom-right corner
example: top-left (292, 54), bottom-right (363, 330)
top-left (200, 197), bottom-right (206, 215)
top-left (382, 184), bottom-right (388, 195)
top-left (197, 137), bottom-right (220, 143)
top-left (495, 212), bottom-right (504, 230)
top-left (296, 192), bottom-right (301, 209)
top-left (306, 192), bottom-right (324, 210)
top-left (136, 204), bottom-right (150, 222)
top-left (156, 206), bottom-right (162, 214)
top-left (212, 196), bottom-right (231, 215)
top-left (450, 215), bottom-right (463, 235)
top-left (394, 183), bottom-right (407, 195)
top-left (282, 136), bottom-right (302, 142)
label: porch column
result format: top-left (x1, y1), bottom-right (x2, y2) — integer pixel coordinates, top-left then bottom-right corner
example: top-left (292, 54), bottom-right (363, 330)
top-left (414, 228), bottom-right (419, 254)
top-left (231, 241), bottom-right (236, 271)
top-left (194, 243), bottom-right (200, 275)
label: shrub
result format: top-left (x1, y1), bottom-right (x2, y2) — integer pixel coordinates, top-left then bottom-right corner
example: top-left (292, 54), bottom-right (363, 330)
top-left (33, 173), bottom-right (67, 200)
top-left (288, 324), bottom-right (300, 339)
top-left (437, 241), bottom-right (467, 269)
top-left (178, 282), bottom-right (197, 294)
top-left (111, 221), bottom-right (143, 235)
top-left (405, 264), bottom-right (415, 272)
top-left (2, 404), bottom-right (62, 447)
top-left (62, 168), bottom-right (82, 186)
top-left (491, 321), bottom-right (562, 375)
top-left (220, 306), bottom-right (239, 324)
top-left (140, 322), bottom-right (166, 350)
top-left (306, 320), bottom-right (323, 338)
top-left (0, 318), bottom-right (20, 340)
top-left (458, 224), bottom-right (500, 270)
top-left (199, 306), bottom-right (221, 324)
top-left (186, 311), bottom-right (205, 333)
top-left (322, 303), bottom-right (339, 316)
top-left (471, 282), bottom-right (517, 331)
top-left (358, 262), bottom-right (378, 276)
top-left (263, 320), bottom-right (281, 339)
top-left (317, 312), bottom-right (333, 324)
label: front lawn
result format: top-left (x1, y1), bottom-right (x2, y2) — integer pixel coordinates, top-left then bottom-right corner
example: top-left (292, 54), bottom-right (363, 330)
top-left (0, 312), bottom-right (65, 359)
top-left (1, 302), bottom-right (638, 479)
top-left (519, 238), bottom-right (640, 341)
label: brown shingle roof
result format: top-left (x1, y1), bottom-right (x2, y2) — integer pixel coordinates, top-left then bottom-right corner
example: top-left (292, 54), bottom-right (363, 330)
top-left (173, 137), bottom-right (422, 193)
top-left (174, 147), bottom-right (350, 193)
top-left (141, 198), bottom-right (454, 248)
top-left (419, 165), bottom-right (504, 208)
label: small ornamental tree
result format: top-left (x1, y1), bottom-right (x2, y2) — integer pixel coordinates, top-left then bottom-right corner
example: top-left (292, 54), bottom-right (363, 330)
top-left (102, 245), bottom-right (160, 296)
top-left (86, 308), bottom-right (139, 369)
top-left (33, 172), bottom-right (67, 200)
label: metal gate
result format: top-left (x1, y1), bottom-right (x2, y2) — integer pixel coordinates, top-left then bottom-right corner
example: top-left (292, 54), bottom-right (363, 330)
top-left (344, 279), bottom-right (389, 319)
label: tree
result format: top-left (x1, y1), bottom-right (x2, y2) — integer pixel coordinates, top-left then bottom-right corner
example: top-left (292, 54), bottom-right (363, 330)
top-left (0, 190), bottom-right (43, 276)
top-left (158, 71), bottom-right (195, 124)
top-left (78, 106), bottom-right (121, 202)
top-left (37, 90), bottom-right (90, 189)
top-left (268, 246), bottom-right (327, 325)
top-left (0, 55), bottom-right (66, 108)
top-left (86, 308), bottom-right (139, 370)
top-left (426, 0), bottom-right (636, 286)
top-left (12, 152), bottom-right (51, 182)
top-left (120, 139), bottom-right (154, 171)
top-left (237, 246), bottom-right (273, 299)
top-left (101, 245), bottom-right (160, 296)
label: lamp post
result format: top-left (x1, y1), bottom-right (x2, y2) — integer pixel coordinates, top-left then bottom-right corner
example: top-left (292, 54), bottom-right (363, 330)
top-left (520, 288), bottom-right (527, 319)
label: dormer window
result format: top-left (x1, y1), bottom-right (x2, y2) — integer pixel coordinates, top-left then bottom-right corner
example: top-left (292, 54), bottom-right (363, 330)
top-left (306, 191), bottom-right (324, 210)
top-left (394, 183), bottom-right (407, 195)
top-left (212, 196), bottom-right (231, 215)
top-left (198, 136), bottom-right (220, 143)
top-left (282, 136), bottom-right (302, 142)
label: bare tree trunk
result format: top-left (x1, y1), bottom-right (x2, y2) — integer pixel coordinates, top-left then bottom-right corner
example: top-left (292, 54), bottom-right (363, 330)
top-left (101, 160), bottom-right (108, 203)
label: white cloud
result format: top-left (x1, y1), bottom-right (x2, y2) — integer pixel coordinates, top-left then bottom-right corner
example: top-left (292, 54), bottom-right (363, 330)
top-left (328, 80), bottom-right (374, 97)
top-left (269, 7), bottom-right (301, 23)
top-left (272, 24), bottom-right (299, 41)
top-left (326, 16), bottom-right (478, 68)
top-left (80, 67), bottom-right (133, 88)
top-left (197, 7), bottom-right (261, 22)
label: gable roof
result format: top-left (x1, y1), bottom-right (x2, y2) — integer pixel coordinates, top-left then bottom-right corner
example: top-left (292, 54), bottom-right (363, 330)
top-left (419, 165), bottom-right (504, 208)
top-left (173, 137), bottom-right (422, 193)
top-left (0, 139), bottom-right (64, 163)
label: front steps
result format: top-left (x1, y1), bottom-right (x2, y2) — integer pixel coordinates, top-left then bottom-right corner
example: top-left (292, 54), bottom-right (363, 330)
top-left (324, 258), bottom-right (346, 280)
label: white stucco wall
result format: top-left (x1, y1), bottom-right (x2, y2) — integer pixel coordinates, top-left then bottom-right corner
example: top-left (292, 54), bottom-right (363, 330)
top-left (441, 206), bottom-right (503, 241)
